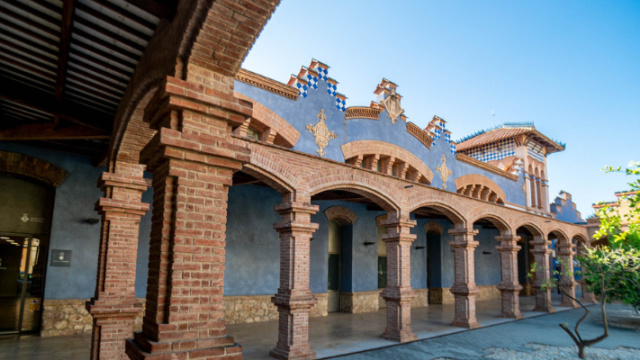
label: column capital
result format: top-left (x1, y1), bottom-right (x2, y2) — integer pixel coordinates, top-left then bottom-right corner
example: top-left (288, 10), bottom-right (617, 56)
top-left (448, 228), bottom-right (479, 237)
top-left (496, 235), bottom-right (522, 252)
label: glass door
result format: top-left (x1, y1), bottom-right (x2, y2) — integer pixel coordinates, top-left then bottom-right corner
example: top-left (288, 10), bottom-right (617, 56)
top-left (0, 233), bottom-right (49, 334)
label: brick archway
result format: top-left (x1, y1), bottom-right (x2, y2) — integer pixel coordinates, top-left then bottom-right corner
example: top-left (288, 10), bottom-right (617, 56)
top-left (324, 206), bottom-right (357, 225)
top-left (0, 151), bottom-right (68, 187)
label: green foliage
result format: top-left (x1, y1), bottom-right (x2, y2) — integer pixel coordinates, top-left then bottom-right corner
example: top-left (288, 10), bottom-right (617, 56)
top-left (583, 161), bottom-right (640, 311)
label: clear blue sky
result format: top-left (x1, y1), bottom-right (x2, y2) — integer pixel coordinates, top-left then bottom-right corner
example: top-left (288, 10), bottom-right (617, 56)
top-left (242, 0), bottom-right (640, 218)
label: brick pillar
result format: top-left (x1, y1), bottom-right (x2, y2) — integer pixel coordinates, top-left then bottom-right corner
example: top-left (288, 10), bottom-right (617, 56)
top-left (531, 236), bottom-right (555, 313)
top-left (496, 235), bottom-right (523, 319)
top-left (380, 215), bottom-right (417, 342)
top-left (88, 170), bottom-right (150, 360)
top-left (448, 229), bottom-right (480, 329)
top-left (125, 76), bottom-right (251, 360)
top-left (270, 198), bottom-right (319, 360)
top-left (557, 243), bottom-right (579, 308)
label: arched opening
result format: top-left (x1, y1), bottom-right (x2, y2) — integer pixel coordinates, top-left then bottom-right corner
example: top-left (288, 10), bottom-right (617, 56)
top-left (409, 203), bottom-right (465, 307)
top-left (471, 216), bottom-right (510, 320)
top-left (515, 223), bottom-right (558, 313)
top-left (0, 172), bottom-right (56, 334)
top-left (516, 226), bottom-right (536, 297)
top-left (424, 222), bottom-right (444, 305)
top-left (223, 170), bottom-right (290, 324)
top-left (310, 188), bottom-right (393, 316)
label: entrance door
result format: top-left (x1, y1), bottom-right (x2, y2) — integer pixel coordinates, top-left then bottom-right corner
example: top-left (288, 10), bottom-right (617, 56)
top-left (327, 221), bottom-right (341, 312)
top-left (0, 233), bottom-right (49, 334)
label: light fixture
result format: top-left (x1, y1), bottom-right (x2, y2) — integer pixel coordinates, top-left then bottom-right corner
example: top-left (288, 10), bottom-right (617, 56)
top-left (404, 185), bottom-right (413, 189)
top-left (363, 241), bottom-right (376, 246)
top-left (415, 246), bottom-right (425, 250)
top-left (85, 218), bottom-right (100, 225)
top-left (0, 236), bottom-right (9, 240)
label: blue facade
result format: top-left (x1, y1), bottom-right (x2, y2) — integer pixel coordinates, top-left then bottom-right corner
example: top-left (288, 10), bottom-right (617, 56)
top-left (234, 62), bottom-right (526, 205)
top-left (0, 143), bottom-right (152, 299)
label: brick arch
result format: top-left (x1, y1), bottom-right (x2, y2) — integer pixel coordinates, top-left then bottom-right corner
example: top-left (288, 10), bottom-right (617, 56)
top-left (0, 151), bottom-right (68, 187)
top-left (234, 93), bottom-right (300, 147)
top-left (110, 88), bottom-right (157, 174)
top-left (246, 143), bottom-right (306, 196)
top-left (454, 174), bottom-right (506, 205)
top-left (571, 232), bottom-right (589, 245)
top-left (185, 0), bottom-right (281, 79)
top-left (407, 200), bottom-right (466, 228)
top-left (341, 140), bottom-right (434, 183)
top-left (548, 228), bottom-right (570, 245)
top-left (424, 221), bottom-right (444, 235)
top-left (513, 222), bottom-right (545, 238)
top-left (324, 206), bottom-right (357, 226)
top-left (307, 171), bottom-right (400, 212)
top-left (469, 213), bottom-right (512, 235)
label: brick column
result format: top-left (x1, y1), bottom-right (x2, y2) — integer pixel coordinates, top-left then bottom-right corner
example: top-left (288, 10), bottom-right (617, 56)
top-left (496, 235), bottom-right (523, 319)
top-left (557, 242), bottom-right (579, 308)
top-left (270, 199), bottom-right (319, 360)
top-left (380, 215), bottom-right (417, 342)
top-left (125, 76), bottom-right (251, 360)
top-left (88, 170), bottom-right (150, 360)
top-left (531, 236), bottom-right (555, 313)
top-left (448, 229), bottom-right (480, 329)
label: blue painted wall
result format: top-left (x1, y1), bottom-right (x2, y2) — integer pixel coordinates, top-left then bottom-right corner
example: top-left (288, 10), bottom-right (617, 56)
top-left (235, 73), bottom-right (526, 206)
top-left (472, 225), bottom-right (502, 286)
top-left (0, 143), bottom-right (152, 300)
top-left (550, 192), bottom-right (584, 223)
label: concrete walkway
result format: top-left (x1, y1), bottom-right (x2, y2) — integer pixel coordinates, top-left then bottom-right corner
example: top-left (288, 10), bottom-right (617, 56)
top-left (331, 303), bottom-right (640, 360)
top-left (3, 295), bottom-right (638, 360)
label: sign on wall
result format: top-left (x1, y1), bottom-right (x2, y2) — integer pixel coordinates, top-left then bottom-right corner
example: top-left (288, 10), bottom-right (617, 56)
top-left (50, 249), bottom-right (71, 267)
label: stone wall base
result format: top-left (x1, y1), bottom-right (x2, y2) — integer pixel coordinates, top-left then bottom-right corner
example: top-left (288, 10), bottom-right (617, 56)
top-left (223, 293), bottom-right (328, 324)
top-left (41, 294), bottom-right (329, 337)
top-left (429, 285), bottom-right (501, 305)
top-left (41, 299), bottom-right (144, 337)
top-left (340, 291), bottom-right (379, 313)
top-left (413, 288), bottom-right (429, 307)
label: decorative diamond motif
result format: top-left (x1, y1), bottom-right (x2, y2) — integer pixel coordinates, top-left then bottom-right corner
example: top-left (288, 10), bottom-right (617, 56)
top-left (306, 109), bottom-right (337, 157)
top-left (436, 154), bottom-right (453, 190)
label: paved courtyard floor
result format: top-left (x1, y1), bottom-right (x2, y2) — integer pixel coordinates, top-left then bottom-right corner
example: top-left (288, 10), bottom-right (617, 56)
top-left (3, 294), bottom-right (638, 360)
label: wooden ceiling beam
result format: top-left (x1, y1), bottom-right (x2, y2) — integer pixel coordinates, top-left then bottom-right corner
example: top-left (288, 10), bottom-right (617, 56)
top-left (70, 38), bottom-right (137, 70)
top-left (74, 27), bottom-right (140, 60)
top-left (76, 2), bottom-right (150, 42)
top-left (0, 77), bottom-right (112, 131)
top-left (66, 64), bottom-right (127, 92)
top-left (93, 0), bottom-right (156, 30)
top-left (56, 0), bottom-right (75, 102)
top-left (0, 19), bottom-right (59, 48)
top-left (0, 54), bottom-right (57, 81)
top-left (0, 31), bottom-right (59, 57)
top-left (70, 50), bottom-right (133, 79)
top-left (0, 6), bottom-right (59, 38)
top-left (74, 17), bottom-right (145, 53)
top-left (127, 0), bottom-right (177, 20)
top-left (0, 123), bottom-right (109, 141)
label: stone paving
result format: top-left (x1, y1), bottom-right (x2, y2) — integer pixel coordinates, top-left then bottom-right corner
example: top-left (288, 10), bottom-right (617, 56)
top-left (1, 296), bottom-right (638, 360)
top-left (332, 303), bottom-right (640, 360)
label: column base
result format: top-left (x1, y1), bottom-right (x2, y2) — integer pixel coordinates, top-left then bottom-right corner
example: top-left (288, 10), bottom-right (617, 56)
top-left (269, 346), bottom-right (316, 360)
top-left (451, 288), bottom-right (481, 329)
top-left (497, 285), bottom-right (523, 320)
top-left (126, 333), bottom-right (240, 360)
top-left (381, 290), bottom-right (416, 343)
top-left (381, 329), bottom-right (417, 343)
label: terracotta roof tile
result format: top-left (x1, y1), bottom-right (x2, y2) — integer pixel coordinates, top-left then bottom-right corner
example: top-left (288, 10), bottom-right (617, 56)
top-left (456, 126), bottom-right (564, 154)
